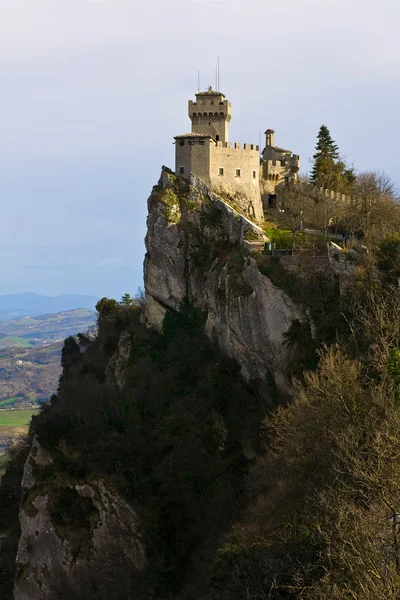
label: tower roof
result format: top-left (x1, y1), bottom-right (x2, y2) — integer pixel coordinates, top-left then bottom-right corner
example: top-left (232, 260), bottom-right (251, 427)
top-left (195, 86), bottom-right (225, 98)
top-left (174, 132), bottom-right (213, 139)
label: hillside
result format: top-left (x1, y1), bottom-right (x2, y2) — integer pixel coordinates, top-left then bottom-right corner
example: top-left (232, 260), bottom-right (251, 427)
top-left (0, 309), bottom-right (97, 408)
top-left (0, 308), bottom-right (96, 346)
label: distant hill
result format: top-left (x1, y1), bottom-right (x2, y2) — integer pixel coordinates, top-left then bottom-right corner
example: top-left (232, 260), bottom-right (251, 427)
top-left (0, 293), bottom-right (99, 321)
top-left (0, 309), bottom-right (97, 349)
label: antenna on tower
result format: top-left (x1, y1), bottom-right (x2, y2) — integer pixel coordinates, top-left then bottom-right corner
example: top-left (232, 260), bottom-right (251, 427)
top-left (215, 65), bottom-right (217, 91)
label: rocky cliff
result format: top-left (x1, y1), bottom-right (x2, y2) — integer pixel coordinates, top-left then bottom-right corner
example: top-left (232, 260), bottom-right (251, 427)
top-left (144, 169), bottom-right (304, 391)
top-left (14, 437), bottom-right (146, 600)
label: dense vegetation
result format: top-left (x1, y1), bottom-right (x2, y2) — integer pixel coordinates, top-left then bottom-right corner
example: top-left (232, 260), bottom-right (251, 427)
top-left (20, 300), bottom-right (269, 599)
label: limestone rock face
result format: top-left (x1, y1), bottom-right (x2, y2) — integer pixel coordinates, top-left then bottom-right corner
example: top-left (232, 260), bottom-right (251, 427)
top-left (14, 437), bottom-right (146, 600)
top-left (144, 170), bottom-right (304, 391)
top-left (106, 331), bottom-right (132, 389)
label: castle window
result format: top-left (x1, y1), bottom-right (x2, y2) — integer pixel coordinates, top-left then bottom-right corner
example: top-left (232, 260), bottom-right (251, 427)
top-left (253, 170), bottom-right (256, 178)
top-left (219, 167), bottom-right (224, 176)
top-left (179, 166), bottom-right (185, 174)
top-left (179, 140), bottom-right (184, 146)
top-left (188, 140), bottom-right (194, 145)
top-left (199, 139), bottom-right (205, 146)
top-left (216, 135), bottom-right (219, 141)
top-left (236, 169), bottom-right (241, 177)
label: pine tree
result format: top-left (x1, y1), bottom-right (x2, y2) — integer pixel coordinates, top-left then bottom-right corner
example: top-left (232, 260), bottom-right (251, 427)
top-left (310, 125), bottom-right (339, 186)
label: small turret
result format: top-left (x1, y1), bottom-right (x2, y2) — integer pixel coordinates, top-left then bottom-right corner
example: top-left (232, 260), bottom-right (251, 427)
top-left (265, 129), bottom-right (275, 147)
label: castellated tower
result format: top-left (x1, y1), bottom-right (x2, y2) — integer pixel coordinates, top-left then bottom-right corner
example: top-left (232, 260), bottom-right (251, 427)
top-left (188, 88), bottom-right (231, 143)
top-left (174, 87), bottom-right (264, 222)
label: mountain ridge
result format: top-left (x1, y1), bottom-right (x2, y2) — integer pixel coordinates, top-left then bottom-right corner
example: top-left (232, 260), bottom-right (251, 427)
top-left (0, 293), bottom-right (99, 321)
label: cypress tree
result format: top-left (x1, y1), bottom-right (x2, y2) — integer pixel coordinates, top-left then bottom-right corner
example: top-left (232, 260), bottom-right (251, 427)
top-left (310, 125), bottom-right (340, 185)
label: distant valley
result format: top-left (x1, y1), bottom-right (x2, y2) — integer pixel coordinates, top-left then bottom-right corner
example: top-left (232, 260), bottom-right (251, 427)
top-left (0, 309), bottom-right (97, 408)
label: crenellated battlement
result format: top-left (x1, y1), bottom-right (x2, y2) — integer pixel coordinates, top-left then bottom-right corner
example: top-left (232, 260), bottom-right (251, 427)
top-left (214, 141), bottom-right (259, 152)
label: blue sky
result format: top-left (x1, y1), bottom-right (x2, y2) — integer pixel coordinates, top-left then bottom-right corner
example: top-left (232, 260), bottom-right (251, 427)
top-left (1, 0), bottom-right (399, 299)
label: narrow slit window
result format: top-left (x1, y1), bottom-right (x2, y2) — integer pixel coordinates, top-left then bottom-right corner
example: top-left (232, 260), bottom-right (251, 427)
top-left (253, 170), bottom-right (256, 178)
top-left (219, 167), bottom-right (224, 176)
top-left (179, 166), bottom-right (185, 174)
top-left (236, 169), bottom-right (241, 177)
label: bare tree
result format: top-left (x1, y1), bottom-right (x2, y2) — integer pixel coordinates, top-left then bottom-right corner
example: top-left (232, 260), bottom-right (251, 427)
top-left (341, 171), bottom-right (400, 244)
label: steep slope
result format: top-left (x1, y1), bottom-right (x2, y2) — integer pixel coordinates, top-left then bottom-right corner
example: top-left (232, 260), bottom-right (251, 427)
top-left (144, 169), bottom-right (304, 391)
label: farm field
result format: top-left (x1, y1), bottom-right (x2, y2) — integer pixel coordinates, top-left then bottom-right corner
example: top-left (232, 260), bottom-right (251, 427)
top-left (0, 409), bottom-right (39, 429)
top-left (0, 336), bottom-right (33, 350)
top-left (0, 409), bottom-right (38, 475)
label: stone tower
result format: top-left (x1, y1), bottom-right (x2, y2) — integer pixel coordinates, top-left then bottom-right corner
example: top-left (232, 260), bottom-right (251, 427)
top-left (188, 86), bottom-right (232, 143)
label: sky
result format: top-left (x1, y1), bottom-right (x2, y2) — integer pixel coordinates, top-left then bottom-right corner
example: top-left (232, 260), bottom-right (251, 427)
top-left (1, 0), bottom-right (399, 299)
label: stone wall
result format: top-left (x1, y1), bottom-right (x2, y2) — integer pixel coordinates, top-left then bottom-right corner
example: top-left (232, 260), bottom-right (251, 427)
top-left (210, 143), bottom-right (262, 220)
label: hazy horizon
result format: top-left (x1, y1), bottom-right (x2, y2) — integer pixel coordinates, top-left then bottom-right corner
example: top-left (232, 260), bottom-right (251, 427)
top-left (2, 0), bottom-right (399, 298)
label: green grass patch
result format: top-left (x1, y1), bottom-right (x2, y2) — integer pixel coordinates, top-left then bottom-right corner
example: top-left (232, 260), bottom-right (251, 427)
top-left (0, 409), bottom-right (38, 428)
top-left (0, 398), bottom-right (20, 409)
top-left (0, 336), bottom-right (33, 349)
top-left (263, 228), bottom-right (293, 249)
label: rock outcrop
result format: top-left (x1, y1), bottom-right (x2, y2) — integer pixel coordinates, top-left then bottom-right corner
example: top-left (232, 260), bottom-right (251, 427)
top-left (14, 437), bottom-right (146, 600)
top-left (144, 170), bottom-right (304, 391)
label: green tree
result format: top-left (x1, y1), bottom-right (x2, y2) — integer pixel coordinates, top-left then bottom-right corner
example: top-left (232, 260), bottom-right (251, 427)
top-left (310, 125), bottom-right (355, 192)
top-left (95, 297), bottom-right (118, 317)
top-left (120, 293), bottom-right (134, 307)
top-left (310, 125), bottom-right (339, 184)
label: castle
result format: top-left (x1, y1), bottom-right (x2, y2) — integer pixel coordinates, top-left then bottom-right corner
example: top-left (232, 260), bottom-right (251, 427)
top-left (174, 87), bottom-right (300, 222)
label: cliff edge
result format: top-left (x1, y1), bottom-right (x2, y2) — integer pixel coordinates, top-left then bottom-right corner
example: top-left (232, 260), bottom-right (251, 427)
top-left (144, 169), bottom-right (304, 391)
